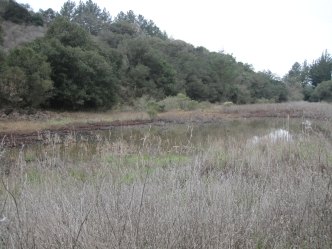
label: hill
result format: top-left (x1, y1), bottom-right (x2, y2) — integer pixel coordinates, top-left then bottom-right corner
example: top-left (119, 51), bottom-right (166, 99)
top-left (0, 0), bottom-right (331, 111)
top-left (1, 20), bottom-right (46, 50)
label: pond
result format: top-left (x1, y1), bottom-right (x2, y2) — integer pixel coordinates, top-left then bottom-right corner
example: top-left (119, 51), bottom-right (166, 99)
top-left (1, 117), bottom-right (330, 169)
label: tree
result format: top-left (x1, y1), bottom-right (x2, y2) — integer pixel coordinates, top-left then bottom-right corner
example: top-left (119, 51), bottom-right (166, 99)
top-left (59, 0), bottom-right (76, 21)
top-left (46, 17), bottom-right (92, 48)
top-left (0, 67), bottom-right (27, 107)
top-left (123, 38), bottom-right (176, 99)
top-left (311, 80), bottom-right (332, 102)
top-left (60, 0), bottom-right (112, 35)
top-left (283, 62), bottom-right (305, 101)
top-left (3, 0), bottom-right (31, 24)
top-left (38, 8), bottom-right (57, 25)
top-left (114, 10), bottom-right (167, 39)
top-left (309, 50), bottom-right (332, 86)
top-left (1, 47), bottom-right (53, 107)
top-left (35, 38), bottom-right (117, 109)
top-left (2, 0), bottom-right (43, 26)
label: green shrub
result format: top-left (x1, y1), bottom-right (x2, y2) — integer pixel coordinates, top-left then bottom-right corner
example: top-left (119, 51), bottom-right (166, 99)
top-left (223, 101), bottom-right (233, 107)
top-left (1, 47), bottom-right (53, 107)
top-left (159, 93), bottom-right (201, 111)
top-left (311, 80), bottom-right (332, 102)
top-left (147, 100), bottom-right (164, 119)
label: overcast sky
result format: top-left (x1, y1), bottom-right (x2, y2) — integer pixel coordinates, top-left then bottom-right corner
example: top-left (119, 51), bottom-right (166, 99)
top-left (20, 0), bottom-right (332, 77)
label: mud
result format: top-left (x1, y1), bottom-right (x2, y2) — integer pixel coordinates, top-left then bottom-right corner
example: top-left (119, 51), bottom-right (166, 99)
top-left (0, 119), bottom-right (153, 148)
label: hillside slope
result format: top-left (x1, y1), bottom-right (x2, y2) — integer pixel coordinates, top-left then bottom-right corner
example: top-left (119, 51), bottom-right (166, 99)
top-left (1, 20), bottom-right (46, 50)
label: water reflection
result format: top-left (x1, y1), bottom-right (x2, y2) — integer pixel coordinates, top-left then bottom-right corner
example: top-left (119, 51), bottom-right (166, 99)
top-left (2, 118), bottom-right (328, 166)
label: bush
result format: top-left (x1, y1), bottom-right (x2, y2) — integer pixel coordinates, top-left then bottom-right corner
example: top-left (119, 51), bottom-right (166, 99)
top-left (311, 80), bottom-right (332, 102)
top-left (146, 100), bottom-right (163, 119)
top-left (0, 66), bottom-right (27, 107)
top-left (223, 101), bottom-right (233, 107)
top-left (303, 84), bottom-right (314, 101)
top-left (2, 47), bottom-right (53, 107)
top-left (159, 93), bottom-right (201, 111)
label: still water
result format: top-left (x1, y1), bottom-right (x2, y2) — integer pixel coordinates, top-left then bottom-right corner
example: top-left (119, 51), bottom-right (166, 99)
top-left (1, 118), bottom-right (330, 167)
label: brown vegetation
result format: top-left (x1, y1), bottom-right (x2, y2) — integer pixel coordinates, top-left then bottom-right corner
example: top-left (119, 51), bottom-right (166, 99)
top-left (0, 117), bottom-right (331, 248)
top-left (1, 21), bottom-right (46, 51)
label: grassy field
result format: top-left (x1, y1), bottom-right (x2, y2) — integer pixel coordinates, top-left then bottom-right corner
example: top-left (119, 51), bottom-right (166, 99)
top-left (0, 102), bottom-right (331, 248)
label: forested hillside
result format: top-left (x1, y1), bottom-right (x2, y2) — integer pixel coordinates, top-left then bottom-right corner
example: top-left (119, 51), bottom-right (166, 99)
top-left (0, 0), bottom-right (331, 110)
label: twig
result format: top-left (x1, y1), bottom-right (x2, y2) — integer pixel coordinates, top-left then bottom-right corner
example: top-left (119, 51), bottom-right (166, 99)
top-left (1, 178), bottom-right (23, 249)
top-left (72, 205), bottom-right (93, 249)
top-left (135, 171), bottom-right (148, 248)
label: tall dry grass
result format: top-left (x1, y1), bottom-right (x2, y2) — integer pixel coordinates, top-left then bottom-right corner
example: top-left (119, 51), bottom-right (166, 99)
top-left (0, 122), bottom-right (331, 248)
top-left (214, 101), bottom-right (332, 119)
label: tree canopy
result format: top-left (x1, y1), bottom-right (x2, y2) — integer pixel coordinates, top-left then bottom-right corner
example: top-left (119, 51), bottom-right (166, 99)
top-left (1, 0), bottom-right (330, 110)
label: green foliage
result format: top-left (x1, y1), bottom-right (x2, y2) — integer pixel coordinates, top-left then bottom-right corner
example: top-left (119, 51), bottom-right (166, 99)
top-left (1, 0), bottom-right (294, 110)
top-left (40, 39), bottom-right (117, 109)
top-left (0, 47), bottom-right (53, 107)
top-left (120, 37), bottom-right (177, 100)
top-left (115, 10), bottom-right (167, 39)
top-left (249, 71), bottom-right (288, 103)
top-left (46, 17), bottom-right (92, 48)
top-left (146, 100), bottom-right (162, 119)
top-left (3, 0), bottom-right (30, 24)
top-left (311, 80), bottom-right (332, 102)
top-left (59, 0), bottom-right (76, 20)
top-left (303, 85), bottom-right (314, 101)
top-left (309, 51), bottom-right (332, 87)
top-left (159, 93), bottom-right (200, 111)
top-left (60, 0), bottom-right (111, 35)
top-left (0, 66), bottom-right (27, 107)
top-left (2, 0), bottom-right (43, 26)
top-left (38, 8), bottom-right (57, 26)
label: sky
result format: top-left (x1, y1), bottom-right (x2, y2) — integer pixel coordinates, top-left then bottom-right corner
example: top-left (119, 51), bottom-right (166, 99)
top-left (20, 0), bottom-right (332, 77)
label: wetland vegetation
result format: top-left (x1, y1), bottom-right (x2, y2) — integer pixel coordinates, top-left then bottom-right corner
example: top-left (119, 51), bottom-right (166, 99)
top-left (1, 0), bottom-right (332, 247)
top-left (0, 103), bottom-right (332, 248)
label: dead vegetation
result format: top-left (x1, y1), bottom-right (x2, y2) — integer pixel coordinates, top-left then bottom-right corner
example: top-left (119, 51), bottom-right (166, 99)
top-left (0, 119), bottom-right (331, 248)
top-left (1, 20), bottom-right (46, 51)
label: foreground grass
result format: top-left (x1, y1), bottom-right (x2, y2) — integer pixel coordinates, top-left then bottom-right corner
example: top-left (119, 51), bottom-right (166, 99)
top-left (0, 120), bottom-right (331, 248)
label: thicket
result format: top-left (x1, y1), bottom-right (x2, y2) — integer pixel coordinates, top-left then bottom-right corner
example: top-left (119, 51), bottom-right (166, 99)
top-left (4, 0), bottom-right (331, 110)
top-left (284, 51), bottom-right (332, 102)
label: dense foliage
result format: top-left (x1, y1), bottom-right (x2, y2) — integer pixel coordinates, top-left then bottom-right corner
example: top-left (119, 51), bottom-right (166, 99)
top-left (0, 0), bottom-right (43, 25)
top-left (0, 0), bottom-right (331, 110)
top-left (283, 50), bottom-right (332, 102)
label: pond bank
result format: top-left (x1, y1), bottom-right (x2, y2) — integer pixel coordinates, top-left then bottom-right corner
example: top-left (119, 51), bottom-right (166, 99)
top-left (1, 102), bottom-right (331, 147)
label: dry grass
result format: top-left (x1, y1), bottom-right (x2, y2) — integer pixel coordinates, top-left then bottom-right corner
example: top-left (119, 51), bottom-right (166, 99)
top-left (158, 101), bottom-right (332, 124)
top-left (213, 101), bottom-right (332, 119)
top-left (0, 119), bottom-right (331, 248)
top-left (0, 111), bottom-right (149, 133)
top-left (1, 20), bottom-right (46, 51)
